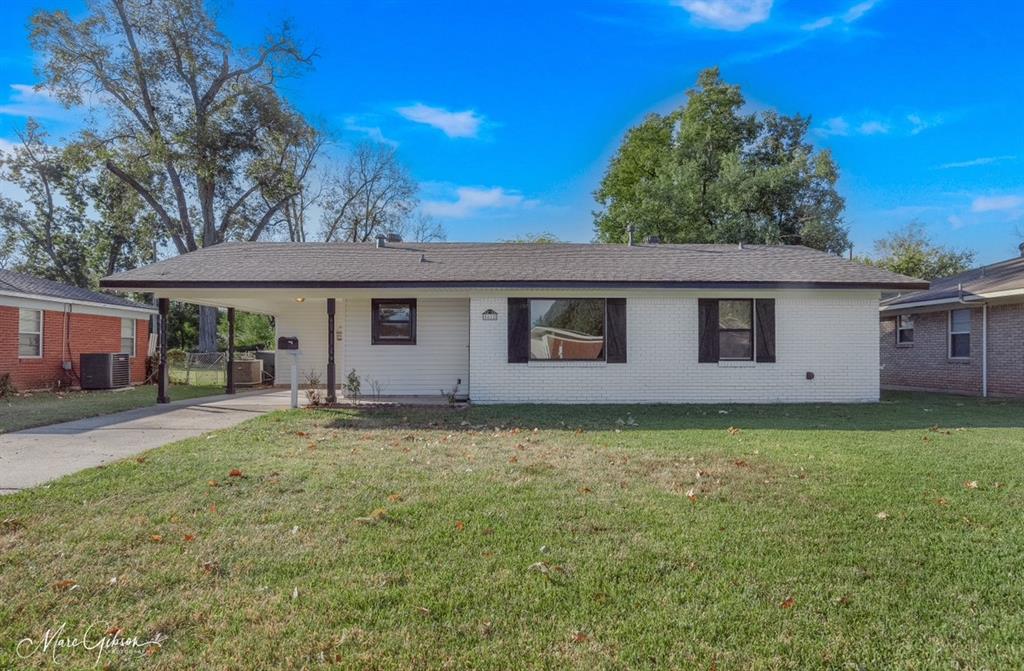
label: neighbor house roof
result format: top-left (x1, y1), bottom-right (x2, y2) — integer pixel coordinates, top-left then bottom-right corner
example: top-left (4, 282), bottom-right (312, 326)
top-left (881, 253), bottom-right (1024, 311)
top-left (100, 242), bottom-right (927, 290)
top-left (0, 269), bottom-right (155, 312)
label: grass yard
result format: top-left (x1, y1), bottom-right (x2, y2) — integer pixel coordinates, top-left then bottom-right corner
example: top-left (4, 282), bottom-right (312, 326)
top-left (0, 384), bottom-right (223, 434)
top-left (2, 392), bottom-right (1023, 669)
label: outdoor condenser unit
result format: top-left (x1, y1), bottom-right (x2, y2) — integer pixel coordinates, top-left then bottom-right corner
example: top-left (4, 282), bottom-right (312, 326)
top-left (80, 353), bottom-right (131, 390)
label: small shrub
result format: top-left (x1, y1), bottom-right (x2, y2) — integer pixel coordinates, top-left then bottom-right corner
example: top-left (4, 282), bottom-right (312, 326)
top-left (344, 369), bottom-right (361, 401)
top-left (365, 378), bottom-right (385, 401)
top-left (440, 383), bottom-right (459, 407)
top-left (304, 370), bottom-right (323, 407)
top-left (0, 373), bottom-right (16, 399)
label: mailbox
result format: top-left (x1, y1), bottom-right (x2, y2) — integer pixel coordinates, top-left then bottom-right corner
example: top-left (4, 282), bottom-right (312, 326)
top-left (277, 336), bottom-right (299, 351)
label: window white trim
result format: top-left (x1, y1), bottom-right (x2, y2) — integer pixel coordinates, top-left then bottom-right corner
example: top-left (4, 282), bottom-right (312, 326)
top-left (18, 308), bottom-right (43, 359)
top-left (120, 318), bottom-right (137, 357)
top-left (896, 314), bottom-right (914, 344)
top-left (948, 309), bottom-right (971, 359)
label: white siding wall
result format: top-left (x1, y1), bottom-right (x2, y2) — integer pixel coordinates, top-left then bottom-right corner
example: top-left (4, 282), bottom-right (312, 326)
top-left (340, 297), bottom-right (469, 396)
top-left (469, 289), bottom-right (881, 404)
top-left (274, 297), bottom-right (470, 396)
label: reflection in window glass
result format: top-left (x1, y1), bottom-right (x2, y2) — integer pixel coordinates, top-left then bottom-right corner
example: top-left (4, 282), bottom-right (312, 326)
top-left (718, 299), bottom-right (753, 360)
top-left (949, 309), bottom-right (971, 358)
top-left (529, 299), bottom-right (605, 360)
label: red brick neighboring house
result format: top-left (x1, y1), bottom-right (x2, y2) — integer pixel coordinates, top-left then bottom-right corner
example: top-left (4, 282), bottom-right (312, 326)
top-left (0, 270), bottom-right (155, 391)
top-left (880, 245), bottom-right (1024, 397)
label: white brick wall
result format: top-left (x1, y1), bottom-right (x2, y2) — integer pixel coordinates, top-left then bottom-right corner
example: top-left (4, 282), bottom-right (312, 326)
top-left (469, 289), bottom-right (881, 404)
top-left (274, 297), bottom-right (469, 396)
top-left (272, 289), bottom-right (881, 403)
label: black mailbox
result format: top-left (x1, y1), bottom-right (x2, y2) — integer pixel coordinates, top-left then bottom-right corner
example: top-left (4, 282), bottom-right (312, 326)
top-left (277, 336), bottom-right (299, 350)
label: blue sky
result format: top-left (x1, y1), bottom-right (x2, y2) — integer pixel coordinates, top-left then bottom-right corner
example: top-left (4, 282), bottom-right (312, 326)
top-left (2, 0), bottom-right (1023, 263)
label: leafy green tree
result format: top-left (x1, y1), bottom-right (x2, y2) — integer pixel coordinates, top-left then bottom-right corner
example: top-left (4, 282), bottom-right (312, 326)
top-left (31, 0), bottom-right (322, 350)
top-left (858, 222), bottom-right (975, 281)
top-left (594, 67), bottom-right (849, 254)
top-left (218, 311), bottom-right (275, 350)
top-left (501, 232), bottom-right (562, 243)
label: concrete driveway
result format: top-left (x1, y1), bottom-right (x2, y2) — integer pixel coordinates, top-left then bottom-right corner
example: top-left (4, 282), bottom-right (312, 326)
top-left (0, 390), bottom-right (295, 494)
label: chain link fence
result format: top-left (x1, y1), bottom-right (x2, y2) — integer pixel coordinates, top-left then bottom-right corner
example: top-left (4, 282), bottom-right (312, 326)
top-left (169, 351), bottom-right (261, 386)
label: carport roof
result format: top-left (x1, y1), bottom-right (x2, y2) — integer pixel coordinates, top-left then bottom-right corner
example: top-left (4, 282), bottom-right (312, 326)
top-left (101, 241), bottom-right (928, 291)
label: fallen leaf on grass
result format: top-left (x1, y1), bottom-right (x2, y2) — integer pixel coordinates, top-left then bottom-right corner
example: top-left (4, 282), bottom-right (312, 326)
top-left (150, 534), bottom-right (163, 543)
top-left (135, 457), bottom-right (146, 464)
top-left (387, 493), bottom-right (403, 503)
top-left (455, 520), bottom-right (465, 532)
top-left (876, 511), bottom-right (889, 520)
top-left (733, 459), bottom-right (748, 467)
top-left (414, 606), bottom-right (431, 616)
top-left (571, 631), bottom-right (589, 643)
top-left (183, 534), bottom-right (196, 542)
top-left (354, 508), bottom-right (389, 525)
top-left (964, 480), bottom-right (979, 490)
top-left (207, 480), bottom-right (219, 487)
top-left (780, 596), bottom-right (795, 609)
top-left (228, 469), bottom-right (243, 478)
top-left (577, 486), bottom-right (592, 494)
top-left (208, 504), bottom-right (217, 513)
top-left (53, 579), bottom-right (77, 592)
top-left (935, 498), bottom-right (949, 506)
top-left (686, 488), bottom-right (698, 503)
top-left (726, 427), bottom-right (741, 436)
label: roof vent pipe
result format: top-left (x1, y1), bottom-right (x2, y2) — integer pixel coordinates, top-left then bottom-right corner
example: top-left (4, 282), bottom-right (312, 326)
top-left (738, 241), bottom-right (745, 250)
top-left (376, 235), bottom-right (386, 249)
top-left (627, 225), bottom-right (635, 246)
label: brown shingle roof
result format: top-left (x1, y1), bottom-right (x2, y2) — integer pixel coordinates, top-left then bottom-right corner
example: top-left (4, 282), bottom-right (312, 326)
top-left (882, 254), bottom-right (1024, 309)
top-left (0, 269), bottom-right (154, 310)
top-left (101, 241), bottom-right (927, 290)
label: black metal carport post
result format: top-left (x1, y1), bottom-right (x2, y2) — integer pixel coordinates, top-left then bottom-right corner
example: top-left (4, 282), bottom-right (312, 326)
top-left (326, 298), bottom-right (337, 403)
top-left (157, 297), bottom-right (170, 404)
top-left (226, 307), bottom-right (236, 394)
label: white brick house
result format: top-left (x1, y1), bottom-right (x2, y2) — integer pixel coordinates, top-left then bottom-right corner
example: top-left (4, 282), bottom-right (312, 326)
top-left (102, 241), bottom-right (925, 404)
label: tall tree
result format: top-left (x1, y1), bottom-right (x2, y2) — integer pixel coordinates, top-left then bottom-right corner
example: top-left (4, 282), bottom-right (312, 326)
top-left (0, 120), bottom-right (93, 286)
top-left (594, 67), bottom-right (849, 254)
top-left (859, 222), bottom-right (976, 281)
top-left (31, 0), bottom-right (321, 350)
top-left (321, 142), bottom-right (418, 242)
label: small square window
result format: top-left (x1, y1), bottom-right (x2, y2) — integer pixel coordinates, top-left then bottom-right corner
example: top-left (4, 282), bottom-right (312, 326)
top-left (371, 299), bottom-right (416, 345)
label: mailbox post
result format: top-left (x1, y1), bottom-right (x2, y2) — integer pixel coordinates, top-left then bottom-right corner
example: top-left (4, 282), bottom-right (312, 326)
top-left (277, 336), bottom-right (300, 409)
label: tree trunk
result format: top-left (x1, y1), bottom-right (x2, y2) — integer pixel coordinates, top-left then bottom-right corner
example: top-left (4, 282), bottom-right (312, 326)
top-left (198, 305), bottom-right (219, 353)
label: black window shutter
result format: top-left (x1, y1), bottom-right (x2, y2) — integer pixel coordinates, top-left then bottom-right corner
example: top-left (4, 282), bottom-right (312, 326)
top-left (698, 299), bottom-right (719, 363)
top-left (606, 298), bottom-right (627, 363)
top-left (755, 299), bottom-right (776, 363)
top-left (507, 298), bottom-right (529, 363)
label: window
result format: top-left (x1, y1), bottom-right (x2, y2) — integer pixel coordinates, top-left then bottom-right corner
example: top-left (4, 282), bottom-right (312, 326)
top-left (528, 298), bottom-right (605, 361)
top-left (121, 318), bottom-right (136, 356)
top-left (949, 309), bottom-right (971, 358)
top-left (896, 315), bottom-right (914, 344)
top-left (371, 299), bottom-right (416, 344)
top-left (18, 308), bottom-right (43, 358)
top-left (718, 299), bottom-right (753, 360)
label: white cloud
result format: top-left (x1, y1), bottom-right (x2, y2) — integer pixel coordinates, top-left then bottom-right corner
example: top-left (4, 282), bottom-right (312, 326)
top-left (938, 155), bottom-right (1016, 169)
top-left (971, 195), bottom-right (1024, 213)
top-left (421, 186), bottom-right (533, 219)
top-left (0, 83), bottom-right (67, 120)
top-left (342, 116), bottom-right (397, 147)
top-left (395, 103), bottom-right (483, 138)
top-left (816, 116), bottom-right (850, 137)
top-left (906, 113), bottom-right (944, 135)
top-left (802, 0), bottom-right (879, 31)
top-left (675, 0), bottom-right (773, 31)
top-left (857, 120), bottom-right (889, 135)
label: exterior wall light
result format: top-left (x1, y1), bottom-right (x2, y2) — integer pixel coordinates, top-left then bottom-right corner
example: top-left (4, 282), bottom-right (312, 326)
top-left (295, 297), bottom-right (305, 303)
top-left (482, 309), bottom-right (498, 321)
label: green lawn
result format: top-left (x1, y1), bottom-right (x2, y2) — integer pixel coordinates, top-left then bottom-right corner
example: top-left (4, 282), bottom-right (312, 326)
top-left (0, 384), bottom-right (223, 434)
top-left (2, 392), bottom-right (1023, 669)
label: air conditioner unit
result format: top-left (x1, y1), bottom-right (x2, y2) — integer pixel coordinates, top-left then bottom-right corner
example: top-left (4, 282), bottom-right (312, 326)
top-left (80, 353), bottom-right (131, 390)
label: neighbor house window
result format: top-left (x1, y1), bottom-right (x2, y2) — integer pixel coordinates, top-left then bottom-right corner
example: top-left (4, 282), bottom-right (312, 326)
top-left (371, 299), bottom-right (416, 345)
top-left (528, 298), bottom-right (605, 361)
top-left (18, 308), bottom-right (43, 358)
top-left (718, 299), bottom-right (754, 361)
top-left (949, 309), bottom-right (971, 358)
top-left (121, 318), bottom-right (136, 356)
top-left (896, 315), bottom-right (914, 344)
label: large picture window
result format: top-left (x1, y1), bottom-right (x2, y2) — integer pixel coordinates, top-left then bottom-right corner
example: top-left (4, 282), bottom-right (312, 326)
top-left (949, 308), bottom-right (971, 358)
top-left (718, 299), bottom-right (753, 360)
top-left (121, 318), bottom-right (136, 355)
top-left (529, 298), bottom-right (605, 361)
top-left (18, 308), bottom-right (43, 358)
top-left (371, 299), bottom-right (416, 345)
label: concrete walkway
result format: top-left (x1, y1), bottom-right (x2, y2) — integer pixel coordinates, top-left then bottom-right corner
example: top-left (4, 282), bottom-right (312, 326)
top-left (0, 390), bottom-right (295, 494)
